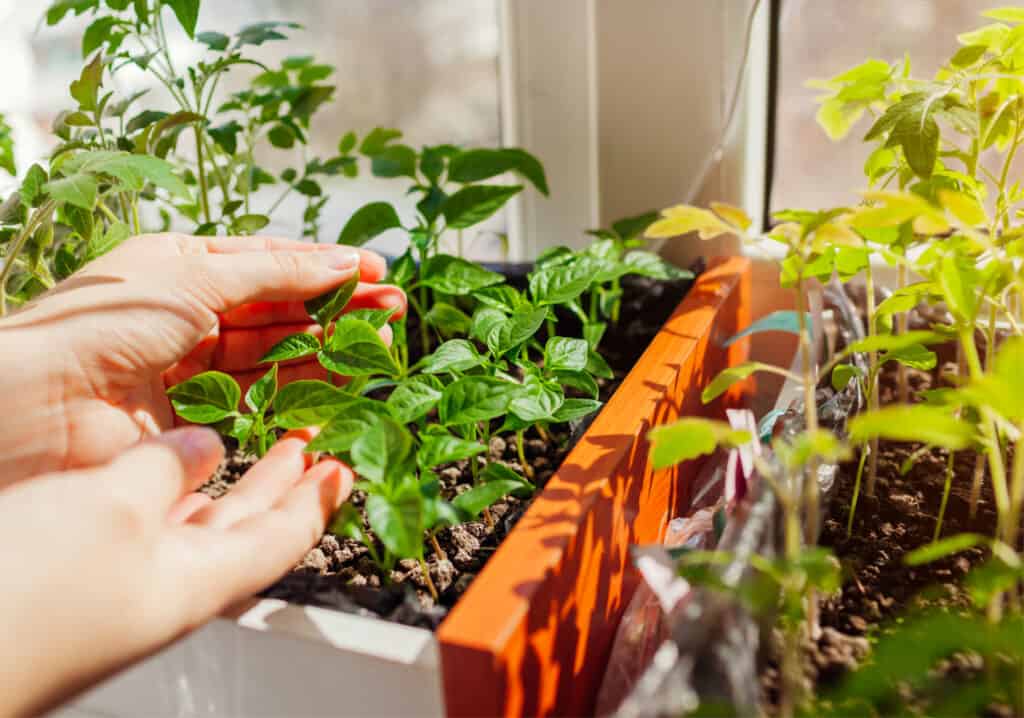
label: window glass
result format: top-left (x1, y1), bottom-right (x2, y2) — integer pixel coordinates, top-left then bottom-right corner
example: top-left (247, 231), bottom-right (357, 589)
top-left (772, 0), bottom-right (999, 212)
top-left (0, 1), bottom-right (502, 253)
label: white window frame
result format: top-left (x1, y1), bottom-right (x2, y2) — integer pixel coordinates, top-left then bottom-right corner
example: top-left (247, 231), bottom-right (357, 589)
top-left (498, 0), bottom-right (772, 263)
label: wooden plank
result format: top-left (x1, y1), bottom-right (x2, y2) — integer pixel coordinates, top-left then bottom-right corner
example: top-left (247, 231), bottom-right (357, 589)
top-left (439, 256), bottom-right (752, 717)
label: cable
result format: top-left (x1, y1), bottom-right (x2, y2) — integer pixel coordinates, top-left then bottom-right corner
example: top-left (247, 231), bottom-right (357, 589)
top-left (649, 0), bottom-right (765, 250)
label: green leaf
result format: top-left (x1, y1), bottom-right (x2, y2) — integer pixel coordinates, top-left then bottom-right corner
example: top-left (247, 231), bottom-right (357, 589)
top-left (645, 204), bottom-right (735, 240)
top-left (619, 251), bottom-right (694, 281)
top-left (938, 254), bottom-right (978, 322)
top-left (556, 370), bottom-right (600, 400)
top-left (509, 382), bottom-right (564, 423)
top-left (359, 127), bottom-right (402, 156)
top-left (197, 31), bottom-right (230, 51)
top-left (46, 0), bottom-right (99, 26)
top-left (442, 184), bottom-right (522, 230)
top-left (471, 307), bottom-right (508, 344)
top-left (447, 148), bottom-right (549, 195)
top-left (70, 53), bottom-right (103, 112)
top-left (351, 417), bottom-right (413, 483)
top-left (245, 364), bottom-right (278, 414)
top-left (611, 211), bottom-right (660, 240)
top-left (544, 337), bottom-right (589, 373)
top-left (849, 405), bottom-right (976, 449)
top-left (472, 285), bottom-right (526, 313)
top-left (166, 0), bottom-right (200, 37)
top-left (260, 333), bottom-right (321, 363)
top-left (235, 21), bottom-right (301, 48)
top-left (305, 272), bottom-right (359, 329)
top-left (950, 44), bottom-right (988, 67)
top-left (439, 376), bottom-right (521, 426)
top-left (60, 151), bottom-right (189, 199)
top-left (366, 483), bottom-right (423, 559)
top-left (648, 418), bottom-right (751, 470)
top-left (273, 380), bottom-right (353, 429)
top-left (487, 307), bottom-right (549, 357)
top-left (386, 377), bottom-right (442, 424)
top-left (831, 364), bottom-right (862, 391)
top-left (722, 311), bottom-right (809, 348)
top-left (904, 533), bottom-right (987, 566)
top-left (891, 101), bottom-right (940, 179)
top-left (345, 307), bottom-right (397, 329)
top-left (844, 330), bottom-right (944, 356)
top-left (328, 503), bottom-right (366, 544)
top-left (338, 131), bottom-right (358, 155)
top-left (231, 214), bottom-right (270, 234)
top-left (552, 398), bottom-right (602, 423)
top-left (529, 257), bottom-right (600, 306)
top-left (420, 339), bottom-right (485, 375)
top-left (880, 343), bottom-right (936, 371)
top-left (306, 403), bottom-right (389, 453)
top-left (775, 429), bottom-right (850, 469)
top-left (85, 221), bottom-right (130, 262)
top-left (216, 414), bottom-right (255, 446)
top-left (453, 480), bottom-right (522, 520)
top-left (425, 302), bottom-right (472, 337)
top-left (21, 165), bottom-right (48, 207)
top-left (167, 371), bottom-right (241, 424)
top-left (586, 350), bottom-right (613, 379)
top-left (43, 172), bottom-right (97, 210)
top-left (268, 124), bottom-right (295, 149)
top-left (420, 254), bottom-right (503, 295)
top-left (370, 144), bottom-right (417, 179)
top-left (338, 202), bottom-right (402, 247)
top-left (208, 121), bottom-right (242, 155)
top-left (981, 7), bottom-right (1024, 24)
top-left (82, 17), bottom-right (118, 57)
top-left (418, 434), bottom-right (487, 469)
top-left (701, 362), bottom-right (775, 404)
top-left (319, 316), bottom-right (399, 378)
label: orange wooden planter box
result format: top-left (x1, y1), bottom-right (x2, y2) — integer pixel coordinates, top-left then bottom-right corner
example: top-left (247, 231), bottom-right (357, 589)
top-left (439, 256), bottom-right (752, 717)
top-left (65, 256), bottom-right (751, 718)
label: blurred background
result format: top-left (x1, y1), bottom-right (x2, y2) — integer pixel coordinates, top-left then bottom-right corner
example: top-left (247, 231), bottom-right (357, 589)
top-left (0, 0), bottom-right (1006, 250)
top-left (775, 0), bottom-right (999, 211)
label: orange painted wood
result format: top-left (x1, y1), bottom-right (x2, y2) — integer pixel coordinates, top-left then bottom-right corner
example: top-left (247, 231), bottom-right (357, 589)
top-left (437, 256), bottom-right (752, 717)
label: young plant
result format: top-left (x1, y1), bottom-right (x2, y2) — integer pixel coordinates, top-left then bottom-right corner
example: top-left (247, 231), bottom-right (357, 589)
top-left (334, 138), bottom-right (549, 353)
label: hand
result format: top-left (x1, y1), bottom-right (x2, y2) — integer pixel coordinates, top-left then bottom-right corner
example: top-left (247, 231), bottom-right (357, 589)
top-left (0, 234), bottom-right (405, 485)
top-left (0, 425), bottom-right (353, 717)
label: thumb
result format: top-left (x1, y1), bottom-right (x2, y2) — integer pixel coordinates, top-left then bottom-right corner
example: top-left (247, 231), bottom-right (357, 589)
top-left (100, 428), bottom-right (225, 522)
top-left (199, 245), bottom-right (363, 313)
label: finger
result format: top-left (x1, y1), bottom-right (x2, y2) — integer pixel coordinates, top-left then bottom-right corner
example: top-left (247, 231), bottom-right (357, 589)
top-left (164, 460), bottom-right (350, 622)
top-left (187, 429), bottom-right (319, 529)
top-left (103, 428), bottom-right (224, 519)
top-left (163, 328), bottom-right (220, 386)
top-left (231, 360), bottom-right (346, 395)
top-left (220, 301), bottom-right (312, 328)
top-left (344, 284), bottom-right (408, 320)
top-left (219, 283), bottom-right (406, 328)
top-left (213, 323), bottom-right (322, 372)
top-left (198, 237), bottom-right (387, 283)
top-left (167, 492), bottom-right (213, 525)
top-left (201, 246), bottom-right (363, 313)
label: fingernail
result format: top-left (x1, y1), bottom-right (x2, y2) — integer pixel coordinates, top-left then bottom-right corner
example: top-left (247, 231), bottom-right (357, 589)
top-left (315, 247), bottom-right (361, 271)
top-left (160, 427), bottom-right (223, 473)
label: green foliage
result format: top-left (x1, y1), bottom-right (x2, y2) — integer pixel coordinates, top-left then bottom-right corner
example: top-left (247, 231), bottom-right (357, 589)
top-left (647, 418), bottom-right (751, 469)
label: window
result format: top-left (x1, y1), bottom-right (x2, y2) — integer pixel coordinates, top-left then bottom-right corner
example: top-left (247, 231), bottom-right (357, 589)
top-left (772, 0), bottom-right (1000, 212)
top-left (0, 1), bottom-right (502, 256)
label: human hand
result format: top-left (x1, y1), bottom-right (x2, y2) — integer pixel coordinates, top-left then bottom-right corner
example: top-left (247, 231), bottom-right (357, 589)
top-left (0, 234), bottom-right (405, 485)
top-left (0, 425), bottom-right (351, 717)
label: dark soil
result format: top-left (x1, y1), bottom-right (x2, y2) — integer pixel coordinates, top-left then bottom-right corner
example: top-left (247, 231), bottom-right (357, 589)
top-left (760, 349), bottom-right (1022, 716)
top-left (204, 269), bottom-right (699, 629)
